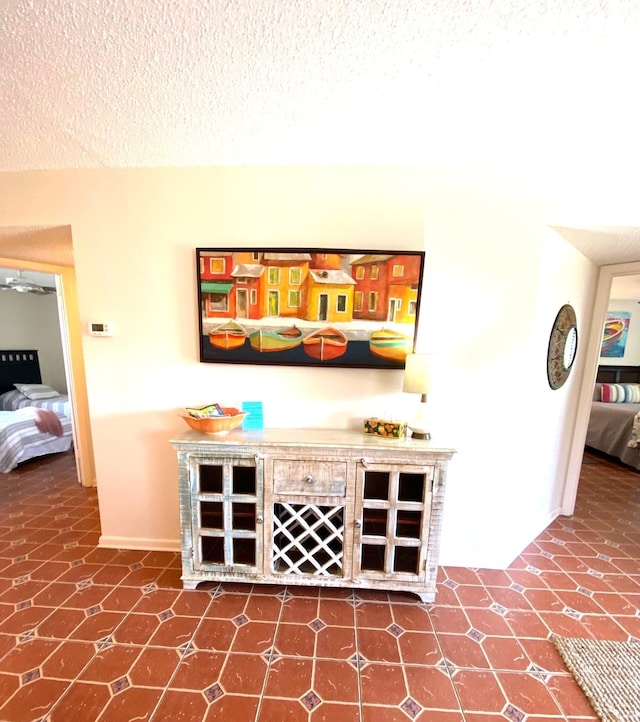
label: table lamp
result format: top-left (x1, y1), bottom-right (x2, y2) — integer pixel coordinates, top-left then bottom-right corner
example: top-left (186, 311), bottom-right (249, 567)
top-left (402, 353), bottom-right (432, 439)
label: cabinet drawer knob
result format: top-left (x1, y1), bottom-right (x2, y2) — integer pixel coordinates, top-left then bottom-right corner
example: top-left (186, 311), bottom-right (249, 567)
top-left (256, 515), bottom-right (264, 524)
top-left (354, 519), bottom-right (362, 528)
top-left (306, 475), bottom-right (314, 485)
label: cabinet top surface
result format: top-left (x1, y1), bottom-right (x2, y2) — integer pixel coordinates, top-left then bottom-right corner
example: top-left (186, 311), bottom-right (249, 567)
top-left (170, 428), bottom-right (455, 457)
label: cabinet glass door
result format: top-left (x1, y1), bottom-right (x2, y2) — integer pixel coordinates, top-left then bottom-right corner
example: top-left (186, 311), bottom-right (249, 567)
top-left (354, 462), bottom-right (433, 581)
top-left (191, 455), bottom-right (262, 573)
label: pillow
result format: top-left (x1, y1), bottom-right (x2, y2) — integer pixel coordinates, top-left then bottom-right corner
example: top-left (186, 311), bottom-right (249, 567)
top-left (593, 383), bottom-right (602, 401)
top-left (14, 383), bottom-right (60, 400)
top-left (0, 389), bottom-right (29, 410)
top-left (599, 383), bottom-right (640, 403)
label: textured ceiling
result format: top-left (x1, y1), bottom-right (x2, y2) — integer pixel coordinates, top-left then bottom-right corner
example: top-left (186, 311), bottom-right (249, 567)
top-left (2, 0), bottom-right (639, 172)
top-left (1, 1), bottom-right (640, 264)
top-left (552, 227), bottom-right (640, 267)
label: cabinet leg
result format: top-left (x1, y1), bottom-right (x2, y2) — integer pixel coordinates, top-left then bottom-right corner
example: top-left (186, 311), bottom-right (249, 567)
top-left (416, 591), bottom-right (435, 604)
top-left (181, 579), bottom-right (200, 590)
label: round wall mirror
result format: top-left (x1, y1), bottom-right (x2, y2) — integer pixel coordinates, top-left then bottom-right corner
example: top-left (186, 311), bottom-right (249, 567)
top-left (547, 304), bottom-right (578, 390)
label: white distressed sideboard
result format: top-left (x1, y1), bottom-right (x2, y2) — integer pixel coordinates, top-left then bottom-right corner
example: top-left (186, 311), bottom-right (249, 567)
top-left (170, 428), bottom-right (455, 602)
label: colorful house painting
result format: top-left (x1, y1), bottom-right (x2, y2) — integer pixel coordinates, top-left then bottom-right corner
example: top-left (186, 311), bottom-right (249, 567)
top-left (196, 248), bottom-right (426, 369)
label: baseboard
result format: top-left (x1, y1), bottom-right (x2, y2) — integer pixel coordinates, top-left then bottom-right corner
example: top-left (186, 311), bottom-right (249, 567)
top-left (98, 535), bottom-right (181, 552)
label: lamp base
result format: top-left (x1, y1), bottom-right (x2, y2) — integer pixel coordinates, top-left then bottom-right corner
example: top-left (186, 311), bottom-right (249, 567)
top-left (408, 398), bottom-right (430, 441)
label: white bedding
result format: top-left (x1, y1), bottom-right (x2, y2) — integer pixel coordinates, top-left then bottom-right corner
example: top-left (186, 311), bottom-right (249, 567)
top-left (0, 409), bottom-right (73, 473)
top-left (0, 389), bottom-right (71, 417)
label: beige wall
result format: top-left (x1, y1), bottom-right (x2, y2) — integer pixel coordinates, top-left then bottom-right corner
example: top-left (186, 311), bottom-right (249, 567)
top-left (0, 166), bottom-right (598, 567)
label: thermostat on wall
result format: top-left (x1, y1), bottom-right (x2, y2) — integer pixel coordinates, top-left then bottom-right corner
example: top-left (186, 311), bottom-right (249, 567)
top-left (88, 322), bottom-right (113, 337)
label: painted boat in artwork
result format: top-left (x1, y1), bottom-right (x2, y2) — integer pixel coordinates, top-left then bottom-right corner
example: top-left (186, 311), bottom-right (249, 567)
top-left (302, 327), bottom-right (348, 361)
top-left (249, 325), bottom-right (303, 352)
top-left (601, 318), bottom-right (625, 353)
top-left (369, 328), bottom-right (412, 362)
top-left (208, 320), bottom-right (247, 350)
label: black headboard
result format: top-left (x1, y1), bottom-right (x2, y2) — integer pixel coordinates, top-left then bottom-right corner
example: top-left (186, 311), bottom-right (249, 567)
top-left (0, 350), bottom-right (42, 395)
top-left (596, 365), bottom-right (640, 384)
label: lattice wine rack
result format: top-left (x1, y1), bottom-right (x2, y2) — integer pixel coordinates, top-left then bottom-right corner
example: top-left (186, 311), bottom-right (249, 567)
top-left (272, 502), bottom-right (345, 576)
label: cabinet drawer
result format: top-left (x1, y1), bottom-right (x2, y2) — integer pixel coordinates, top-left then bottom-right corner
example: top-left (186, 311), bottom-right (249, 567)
top-left (273, 459), bottom-right (347, 496)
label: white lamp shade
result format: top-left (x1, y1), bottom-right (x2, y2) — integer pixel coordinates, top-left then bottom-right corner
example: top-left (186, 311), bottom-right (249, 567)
top-left (402, 353), bottom-right (432, 395)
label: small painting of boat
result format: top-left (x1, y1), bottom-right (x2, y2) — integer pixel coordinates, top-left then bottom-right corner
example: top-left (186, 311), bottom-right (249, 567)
top-left (302, 327), bottom-right (348, 361)
top-left (249, 326), bottom-right (303, 352)
top-left (369, 328), bottom-right (412, 362)
top-left (601, 318), bottom-right (626, 354)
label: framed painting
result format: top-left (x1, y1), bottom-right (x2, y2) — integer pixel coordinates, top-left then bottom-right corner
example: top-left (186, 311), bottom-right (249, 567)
top-left (196, 247), bottom-right (425, 369)
top-left (600, 311), bottom-right (631, 358)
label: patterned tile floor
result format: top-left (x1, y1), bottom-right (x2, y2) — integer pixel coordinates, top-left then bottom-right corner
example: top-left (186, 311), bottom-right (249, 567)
top-left (0, 450), bottom-right (639, 721)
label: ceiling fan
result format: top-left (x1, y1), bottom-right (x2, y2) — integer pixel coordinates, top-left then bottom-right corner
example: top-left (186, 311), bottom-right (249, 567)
top-left (0, 270), bottom-right (56, 295)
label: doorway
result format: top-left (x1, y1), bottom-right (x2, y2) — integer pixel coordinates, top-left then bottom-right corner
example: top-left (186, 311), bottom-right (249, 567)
top-left (0, 228), bottom-right (95, 487)
top-left (564, 260), bottom-right (640, 514)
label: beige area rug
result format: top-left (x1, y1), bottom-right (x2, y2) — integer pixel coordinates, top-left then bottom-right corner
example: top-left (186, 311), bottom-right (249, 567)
top-left (552, 636), bottom-right (640, 722)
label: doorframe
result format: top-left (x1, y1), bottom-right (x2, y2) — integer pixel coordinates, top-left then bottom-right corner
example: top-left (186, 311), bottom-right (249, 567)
top-left (563, 259), bottom-right (640, 514)
top-left (0, 255), bottom-right (96, 487)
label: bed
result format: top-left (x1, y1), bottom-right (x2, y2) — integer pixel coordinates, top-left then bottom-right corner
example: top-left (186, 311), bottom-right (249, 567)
top-left (586, 364), bottom-right (640, 471)
top-left (0, 350), bottom-right (74, 472)
top-left (0, 349), bottom-right (71, 416)
top-left (0, 409), bottom-right (73, 472)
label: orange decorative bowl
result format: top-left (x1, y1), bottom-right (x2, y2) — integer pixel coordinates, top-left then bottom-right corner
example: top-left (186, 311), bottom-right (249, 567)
top-left (179, 407), bottom-right (248, 436)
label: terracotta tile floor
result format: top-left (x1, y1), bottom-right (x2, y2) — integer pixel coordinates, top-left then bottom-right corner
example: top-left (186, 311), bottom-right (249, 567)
top-left (0, 450), bottom-right (639, 721)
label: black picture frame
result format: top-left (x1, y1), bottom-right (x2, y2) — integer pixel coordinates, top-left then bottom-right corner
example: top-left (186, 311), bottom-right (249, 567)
top-left (196, 247), bottom-right (425, 369)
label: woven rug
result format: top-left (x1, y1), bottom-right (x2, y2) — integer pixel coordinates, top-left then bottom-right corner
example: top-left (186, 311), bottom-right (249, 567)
top-left (552, 636), bottom-right (640, 722)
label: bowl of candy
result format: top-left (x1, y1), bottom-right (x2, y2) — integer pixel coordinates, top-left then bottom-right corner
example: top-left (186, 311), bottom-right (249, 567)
top-left (180, 404), bottom-right (248, 437)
